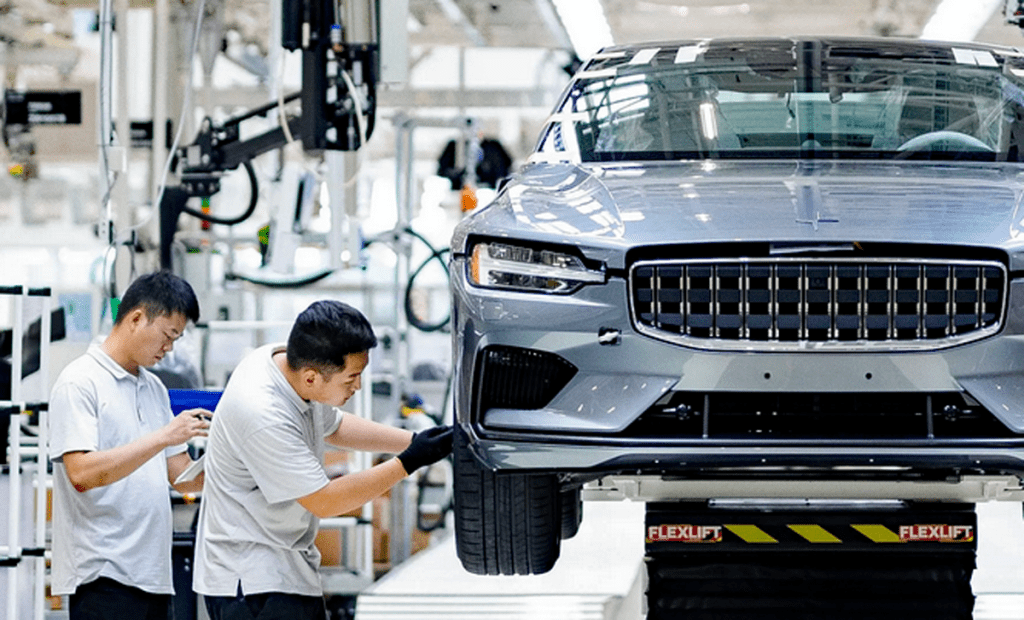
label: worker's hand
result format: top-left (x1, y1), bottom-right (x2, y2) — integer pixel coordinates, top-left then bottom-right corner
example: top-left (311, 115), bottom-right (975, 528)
top-left (396, 425), bottom-right (453, 475)
top-left (163, 407), bottom-right (213, 446)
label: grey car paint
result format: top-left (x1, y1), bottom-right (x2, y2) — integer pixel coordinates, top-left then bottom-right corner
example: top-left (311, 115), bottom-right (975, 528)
top-left (453, 161), bottom-right (1024, 432)
top-left (452, 161), bottom-right (1024, 263)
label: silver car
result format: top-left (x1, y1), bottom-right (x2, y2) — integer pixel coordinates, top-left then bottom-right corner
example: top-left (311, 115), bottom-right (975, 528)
top-left (449, 37), bottom-right (1024, 575)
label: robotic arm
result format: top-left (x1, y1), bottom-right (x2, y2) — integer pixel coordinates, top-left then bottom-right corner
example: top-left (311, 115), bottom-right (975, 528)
top-left (159, 0), bottom-right (378, 269)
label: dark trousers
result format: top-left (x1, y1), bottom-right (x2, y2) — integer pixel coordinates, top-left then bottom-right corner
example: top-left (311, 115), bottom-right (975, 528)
top-left (69, 577), bottom-right (173, 620)
top-left (204, 585), bottom-right (327, 620)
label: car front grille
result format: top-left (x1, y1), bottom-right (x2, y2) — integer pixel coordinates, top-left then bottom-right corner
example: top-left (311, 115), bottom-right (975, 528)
top-left (630, 258), bottom-right (1005, 349)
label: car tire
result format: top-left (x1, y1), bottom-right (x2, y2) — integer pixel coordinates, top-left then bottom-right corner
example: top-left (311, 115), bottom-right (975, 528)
top-left (561, 487), bottom-right (583, 540)
top-left (453, 428), bottom-right (561, 575)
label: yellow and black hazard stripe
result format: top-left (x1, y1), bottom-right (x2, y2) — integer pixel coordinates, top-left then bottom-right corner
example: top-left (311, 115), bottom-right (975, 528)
top-left (645, 504), bottom-right (977, 552)
top-left (713, 522), bottom-right (974, 544)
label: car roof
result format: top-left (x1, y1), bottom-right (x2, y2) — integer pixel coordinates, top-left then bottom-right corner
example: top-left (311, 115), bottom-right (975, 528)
top-left (589, 37), bottom-right (1024, 66)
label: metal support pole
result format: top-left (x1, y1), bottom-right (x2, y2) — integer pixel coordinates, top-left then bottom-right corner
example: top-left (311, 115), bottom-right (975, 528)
top-left (397, 120), bottom-right (413, 406)
top-left (325, 151), bottom-right (348, 270)
top-left (389, 477), bottom-right (415, 566)
top-left (33, 295), bottom-right (50, 620)
top-left (355, 375), bottom-right (373, 581)
top-left (115, 0), bottom-right (131, 223)
top-left (388, 118), bottom-right (416, 569)
top-left (384, 112), bottom-right (476, 569)
top-left (98, 0), bottom-right (115, 245)
top-left (149, 0), bottom-right (170, 207)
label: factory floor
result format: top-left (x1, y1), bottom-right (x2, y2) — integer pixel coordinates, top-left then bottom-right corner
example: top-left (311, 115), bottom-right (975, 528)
top-left (974, 502), bottom-right (1024, 620)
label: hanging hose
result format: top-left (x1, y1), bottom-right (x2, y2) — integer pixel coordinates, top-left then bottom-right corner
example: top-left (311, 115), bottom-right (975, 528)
top-left (404, 245), bottom-right (451, 333)
top-left (180, 160), bottom-right (260, 226)
top-left (225, 267), bottom-right (335, 288)
top-left (399, 227), bottom-right (451, 333)
top-left (364, 227), bottom-right (452, 333)
top-left (172, 159), bottom-right (342, 289)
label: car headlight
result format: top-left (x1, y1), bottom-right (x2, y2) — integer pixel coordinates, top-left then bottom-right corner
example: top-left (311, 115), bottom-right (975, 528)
top-left (469, 242), bottom-right (605, 294)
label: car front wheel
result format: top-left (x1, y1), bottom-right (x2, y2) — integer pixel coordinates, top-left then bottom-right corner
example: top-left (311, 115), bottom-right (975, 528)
top-left (453, 428), bottom-right (562, 575)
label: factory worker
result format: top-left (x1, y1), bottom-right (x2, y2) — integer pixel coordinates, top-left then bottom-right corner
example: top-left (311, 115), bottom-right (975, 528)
top-left (194, 299), bottom-right (452, 620)
top-left (49, 270), bottom-right (211, 620)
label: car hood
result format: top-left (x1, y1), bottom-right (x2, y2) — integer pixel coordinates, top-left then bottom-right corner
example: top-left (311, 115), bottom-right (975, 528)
top-left (453, 161), bottom-right (1024, 257)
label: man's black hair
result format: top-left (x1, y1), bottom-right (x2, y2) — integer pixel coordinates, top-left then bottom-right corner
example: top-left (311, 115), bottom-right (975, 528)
top-left (115, 271), bottom-right (201, 325)
top-left (286, 300), bottom-right (377, 374)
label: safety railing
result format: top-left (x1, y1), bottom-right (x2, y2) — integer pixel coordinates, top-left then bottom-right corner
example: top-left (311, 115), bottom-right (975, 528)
top-left (1, 285), bottom-right (52, 620)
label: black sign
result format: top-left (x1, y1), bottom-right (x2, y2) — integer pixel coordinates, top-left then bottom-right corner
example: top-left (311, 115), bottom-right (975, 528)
top-left (130, 119), bottom-right (174, 148)
top-left (4, 91), bottom-right (82, 125)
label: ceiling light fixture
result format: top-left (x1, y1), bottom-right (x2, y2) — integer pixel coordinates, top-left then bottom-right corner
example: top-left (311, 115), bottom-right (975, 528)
top-left (919, 0), bottom-right (1002, 42)
top-left (551, 0), bottom-right (614, 60)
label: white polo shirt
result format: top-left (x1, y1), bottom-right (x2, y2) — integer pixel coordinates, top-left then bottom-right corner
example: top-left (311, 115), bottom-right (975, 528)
top-left (48, 345), bottom-right (187, 596)
top-left (193, 344), bottom-right (342, 597)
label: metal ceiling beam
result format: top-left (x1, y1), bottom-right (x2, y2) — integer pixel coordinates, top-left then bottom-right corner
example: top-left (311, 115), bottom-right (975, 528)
top-left (534, 0), bottom-right (573, 51)
top-left (378, 86), bottom-right (555, 108)
top-left (189, 85), bottom-right (558, 110)
top-left (0, 44), bottom-right (79, 74)
top-left (920, 0), bottom-right (1003, 41)
top-left (433, 0), bottom-right (486, 46)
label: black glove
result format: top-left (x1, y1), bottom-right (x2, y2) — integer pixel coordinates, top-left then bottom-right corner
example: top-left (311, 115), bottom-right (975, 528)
top-left (397, 425), bottom-right (453, 474)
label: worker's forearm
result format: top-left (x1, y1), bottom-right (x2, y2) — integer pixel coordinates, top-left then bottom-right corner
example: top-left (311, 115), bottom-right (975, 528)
top-left (171, 471), bottom-right (205, 495)
top-left (63, 430), bottom-right (171, 492)
top-left (299, 458), bottom-right (408, 518)
top-left (167, 452), bottom-right (204, 494)
top-left (327, 415), bottom-right (413, 454)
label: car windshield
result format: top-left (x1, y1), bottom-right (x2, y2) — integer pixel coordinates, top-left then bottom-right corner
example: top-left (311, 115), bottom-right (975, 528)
top-left (536, 40), bottom-right (1024, 163)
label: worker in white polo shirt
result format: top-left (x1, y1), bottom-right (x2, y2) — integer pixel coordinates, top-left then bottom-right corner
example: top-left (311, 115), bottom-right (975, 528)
top-left (49, 271), bottom-right (212, 620)
top-left (194, 300), bottom-right (452, 620)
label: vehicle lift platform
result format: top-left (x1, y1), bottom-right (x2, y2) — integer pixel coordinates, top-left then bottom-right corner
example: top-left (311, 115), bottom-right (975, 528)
top-left (644, 499), bottom-right (976, 619)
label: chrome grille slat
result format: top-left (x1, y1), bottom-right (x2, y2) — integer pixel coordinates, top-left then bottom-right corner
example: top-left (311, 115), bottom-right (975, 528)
top-left (946, 265), bottom-right (953, 336)
top-left (829, 264), bottom-right (837, 340)
top-left (799, 264), bottom-right (807, 340)
top-left (857, 265), bottom-right (865, 340)
top-left (651, 266), bottom-right (659, 329)
top-left (887, 264), bottom-right (895, 340)
top-left (741, 264), bottom-right (749, 340)
top-left (977, 266), bottom-right (984, 331)
top-left (921, 264), bottom-right (929, 340)
top-left (713, 265), bottom-right (720, 338)
top-left (630, 258), bottom-right (1006, 351)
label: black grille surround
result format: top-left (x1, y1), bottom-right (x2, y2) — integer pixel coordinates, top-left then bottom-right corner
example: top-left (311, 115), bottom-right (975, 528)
top-left (474, 345), bottom-right (578, 420)
top-left (630, 257), bottom-right (1006, 350)
top-left (622, 391), bottom-right (1017, 441)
